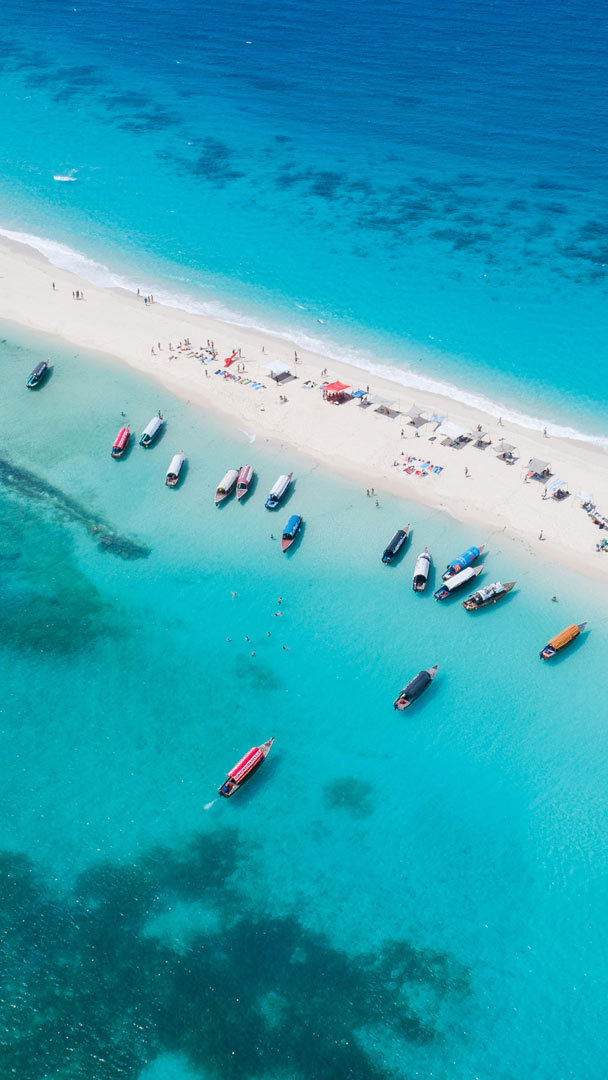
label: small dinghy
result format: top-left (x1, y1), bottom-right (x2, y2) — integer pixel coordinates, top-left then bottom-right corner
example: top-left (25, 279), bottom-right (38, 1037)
top-left (462, 580), bottom-right (515, 611)
top-left (434, 564), bottom-right (482, 601)
top-left (539, 622), bottom-right (586, 660)
top-left (139, 413), bottom-right (164, 447)
top-left (26, 360), bottom-right (50, 389)
top-left (382, 525), bottom-right (410, 564)
top-left (281, 514), bottom-right (302, 552)
top-left (218, 738), bottom-right (274, 797)
top-left (236, 464), bottom-right (254, 501)
top-left (111, 427), bottom-right (130, 459)
top-left (166, 452), bottom-right (185, 487)
top-left (265, 472), bottom-right (292, 509)
top-left (214, 468), bottom-right (239, 505)
top-left (394, 665), bottom-right (438, 710)
top-left (442, 545), bottom-right (484, 581)
top-left (412, 548), bottom-right (431, 591)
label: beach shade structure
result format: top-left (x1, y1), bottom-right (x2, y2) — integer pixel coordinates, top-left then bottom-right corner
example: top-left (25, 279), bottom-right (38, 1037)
top-left (322, 380), bottom-right (352, 402)
top-left (547, 477), bottom-right (569, 500)
top-left (368, 393), bottom-right (399, 418)
top-left (579, 490), bottom-right (594, 507)
top-left (429, 413), bottom-right (446, 426)
top-left (223, 350), bottom-right (238, 367)
top-left (435, 420), bottom-right (472, 446)
top-left (527, 457), bottom-right (551, 479)
top-left (265, 361), bottom-right (292, 383)
top-left (351, 388), bottom-right (368, 399)
top-left (473, 429), bottom-right (492, 448)
top-left (405, 403), bottom-right (428, 427)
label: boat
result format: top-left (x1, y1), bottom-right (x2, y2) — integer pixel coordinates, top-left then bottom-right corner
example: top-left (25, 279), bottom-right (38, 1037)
top-left (539, 622), bottom-right (586, 660)
top-left (165, 452), bottom-right (185, 487)
top-left (434, 564), bottom-right (483, 601)
top-left (218, 738), bottom-right (274, 797)
top-left (394, 665), bottom-right (438, 710)
top-left (111, 426), bottom-right (130, 459)
top-left (214, 468), bottom-right (239, 505)
top-left (462, 580), bottom-right (515, 611)
top-left (412, 548), bottom-right (431, 591)
top-left (382, 525), bottom-right (411, 564)
top-left (236, 464), bottom-right (254, 501)
top-left (281, 514), bottom-right (302, 552)
top-left (26, 360), bottom-right (50, 388)
top-left (442, 545), bottom-right (484, 581)
top-left (139, 413), bottom-right (164, 447)
top-left (265, 472), bottom-right (292, 509)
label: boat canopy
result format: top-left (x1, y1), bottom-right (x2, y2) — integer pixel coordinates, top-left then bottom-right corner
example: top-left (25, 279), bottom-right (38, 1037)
top-left (142, 415), bottom-right (162, 439)
top-left (446, 546), bottom-right (481, 575)
top-left (217, 468), bottom-right (238, 492)
top-left (229, 746), bottom-right (264, 784)
top-left (283, 514), bottom-right (301, 536)
top-left (237, 465), bottom-right (252, 485)
top-left (413, 551), bottom-right (431, 577)
top-left (470, 582), bottom-right (505, 603)
top-left (269, 474), bottom-right (291, 498)
top-left (31, 361), bottom-right (47, 377)
top-left (548, 624), bottom-right (581, 650)
top-left (445, 565), bottom-right (479, 592)
top-left (113, 427), bottom-right (130, 448)
top-left (167, 453), bottom-right (184, 475)
top-left (401, 670), bottom-right (431, 700)
top-left (528, 457), bottom-right (550, 474)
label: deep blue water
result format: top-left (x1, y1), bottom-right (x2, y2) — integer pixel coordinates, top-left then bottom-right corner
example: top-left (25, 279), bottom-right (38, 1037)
top-left (0, 0), bottom-right (607, 436)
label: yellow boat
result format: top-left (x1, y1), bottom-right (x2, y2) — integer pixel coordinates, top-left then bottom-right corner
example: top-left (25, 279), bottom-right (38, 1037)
top-left (539, 622), bottom-right (586, 660)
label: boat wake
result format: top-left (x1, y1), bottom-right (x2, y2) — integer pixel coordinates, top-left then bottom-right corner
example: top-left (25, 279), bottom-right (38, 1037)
top-left (203, 800), bottom-right (217, 810)
top-left (1, 225), bottom-right (607, 452)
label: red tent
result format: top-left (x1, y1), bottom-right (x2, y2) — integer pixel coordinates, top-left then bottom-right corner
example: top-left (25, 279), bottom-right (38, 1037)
top-left (323, 380), bottom-right (351, 395)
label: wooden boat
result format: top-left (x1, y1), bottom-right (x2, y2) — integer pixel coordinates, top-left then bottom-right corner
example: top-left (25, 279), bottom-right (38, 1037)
top-left (442, 545), bottom-right (484, 581)
top-left (218, 737), bottom-right (274, 797)
top-left (165, 452), bottom-right (185, 487)
top-left (236, 464), bottom-right (254, 501)
top-left (214, 468), bottom-right (239, 505)
top-left (434, 564), bottom-right (482, 601)
top-left (139, 413), bottom-right (164, 447)
top-left (394, 665), bottom-right (438, 710)
top-left (281, 514), bottom-right (302, 552)
top-left (265, 472), bottom-right (292, 509)
top-left (412, 548), bottom-right (431, 591)
top-left (539, 622), bottom-right (586, 660)
top-left (26, 360), bottom-right (49, 388)
top-left (111, 426), bottom-right (130, 459)
top-left (382, 525), bottom-right (411, 564)
top-left (462, 580), bottom-right (515, 611)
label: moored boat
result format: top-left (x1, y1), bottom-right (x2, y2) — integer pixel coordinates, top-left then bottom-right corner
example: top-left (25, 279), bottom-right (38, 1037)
top-left (26, 360), bottom-right (50, 389)
top-left (382, 525), bottom-right (410, 564)
top-left (434, 564), bottom-right (482, 601)
top-left (412, 548), bottom-right (431, 591)
top-left (442, 545), bottom-right (484, 581)
top-left (214, 468), bottom-right (239, 505)
top-left (462, 580), bottom-right (515, 611)
top-left (236, 464), bottom-right (254, 501)
top-left (265, 472), bottom-right (292, 509)
top-left (166, 452), bottom-right (185, 487)
top-left (111, 426), bottom-right (130, 459)
top-left (539, 622), bottom-right (586, 660)
top-left (218, 737), bottom-right (274, 797)
top-left (394, 665), bottom-right (438, 710)
top-left (281, 514), bottom-right (302, 552)
top-left (139, 413), bottom-right (164, 447)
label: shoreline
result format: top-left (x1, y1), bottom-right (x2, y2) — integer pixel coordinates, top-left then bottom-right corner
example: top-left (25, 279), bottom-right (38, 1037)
top-left (1, 231), bottom-right (607, 584)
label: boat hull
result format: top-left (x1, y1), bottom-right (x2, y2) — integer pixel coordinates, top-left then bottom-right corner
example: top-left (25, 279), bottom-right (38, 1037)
top-left (462, 581), bottom-right (515, 611)
top-left (111, 428), bottom-right (130, 458)
top-left (26, 361), bottom-right (49, 389)
top-left (218, 737), bottom-right (274, 797)
top-left (539, 622), bottom-right (586, 660)
top-left (394, 665), bottom-right (437, 710)
top-left (442, 545), bottom-right (484, 581)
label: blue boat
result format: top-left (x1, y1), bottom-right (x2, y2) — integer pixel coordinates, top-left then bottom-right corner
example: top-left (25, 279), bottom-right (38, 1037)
top-left (441, 544), bottom-right (484, 581)
top-left (281, 514), bottom-right (302, 552)
top-left (26, 360), bottom-right (50, 388)
top-left (265, 472), bottom-right (292, 510)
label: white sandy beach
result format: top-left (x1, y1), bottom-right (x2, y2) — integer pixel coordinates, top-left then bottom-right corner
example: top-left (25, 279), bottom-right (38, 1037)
top-left (1, 231), bottom-right (607, 582)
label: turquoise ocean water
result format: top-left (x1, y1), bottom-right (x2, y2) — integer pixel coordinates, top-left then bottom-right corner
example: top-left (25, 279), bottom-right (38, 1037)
top-left (1, 327), bottom-right (608, 1079)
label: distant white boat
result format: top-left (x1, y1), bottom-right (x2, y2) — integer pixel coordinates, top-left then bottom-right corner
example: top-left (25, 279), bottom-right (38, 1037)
top-left (53, 174), bottom-right (77, 182)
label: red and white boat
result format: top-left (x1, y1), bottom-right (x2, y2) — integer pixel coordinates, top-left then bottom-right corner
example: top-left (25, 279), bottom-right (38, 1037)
top-left (218, 738), bottom-right (274, 798)
top-left (236, 464), bottom-right (254, 501)
top-left (111, 426), bottom-right (130, 458)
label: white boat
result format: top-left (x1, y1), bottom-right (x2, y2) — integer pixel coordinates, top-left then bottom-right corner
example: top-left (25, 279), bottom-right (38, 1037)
top-left (412, 548), bottom-right (431, 592)
top-left (166, 452), bottom-right (185, 487)
top-left (236, 464), bottom-right (254, 501)
top-left (434, 564), bottom-right (482, 601)
top-left (265, 472), bottom-right (292, 510)
top-left (214, 468), bottom-right (239, 505)
top-left (139, 414), bottom-right (164, 447)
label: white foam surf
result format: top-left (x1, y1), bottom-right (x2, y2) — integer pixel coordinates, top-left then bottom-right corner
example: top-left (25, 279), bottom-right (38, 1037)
top-left (2, 225), bottom-right (607, 452)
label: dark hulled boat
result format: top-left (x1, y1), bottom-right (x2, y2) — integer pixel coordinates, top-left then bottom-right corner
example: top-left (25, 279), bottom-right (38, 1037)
top-left (281, 514), bottom-right (302, 552)
top-left (218, 738), bottom-right (274, 797)
top-left (462, 580), bottom-right (515, 611)
top-left (539, 622), bottom-right (586, 660)
top-left (394, 665), bottom-right (438, 710)
top-left (442, 545), bottom-right (484, 581)
top-left (26, 360), bottom-right (50, 388)
top-left (434, 564), bottom-right (483, 601)
top-left (111, 426), bottom-right (130, 459)
top-left (412, 548), bottom-right (431, 591)
top-left (382, 525), bottom-right (410, 564)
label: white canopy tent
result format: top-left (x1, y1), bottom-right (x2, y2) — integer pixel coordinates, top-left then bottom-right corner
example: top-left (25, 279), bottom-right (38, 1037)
top-left (435, 420), bottom-right (471, 444)
top-left (405, 403), bottom-right (428, 426)
top-left (265, 361), bottom-right (292, 382)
